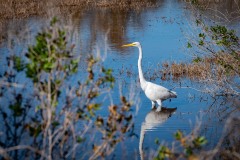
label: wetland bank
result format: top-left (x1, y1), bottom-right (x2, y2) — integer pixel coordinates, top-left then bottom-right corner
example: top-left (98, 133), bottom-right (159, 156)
top-left (0, 0), bottom-right (239, 159)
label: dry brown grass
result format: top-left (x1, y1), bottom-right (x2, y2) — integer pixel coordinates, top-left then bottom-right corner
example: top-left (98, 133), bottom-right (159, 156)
top-left (0, 0), bottom-right (159, 19)
top-left (160, 51), bottom-right (239, 82)
top-left (0, 0), bottom-right (46, 19)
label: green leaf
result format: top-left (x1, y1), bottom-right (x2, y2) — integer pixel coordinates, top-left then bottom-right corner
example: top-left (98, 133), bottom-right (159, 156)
top-left (52, 101), bottom-right (58, 107)
top-left (192, 57), bottom-right (202, 63)
top-left (71, 59), bottom-right (79, 65)
top-left (193, 136), bottom-right (207, 147)
top-left (13, 56), bottom-right (25, 71)
top-left (187, 42), bottom-right (192, 48)
top-left (52, 121), bottom-right (60, 127)
top-left (77, 136), bottom-right (85, 143)
top-left (9, 103), bottom-right (23, 117)
top-left (35, 105), bottom-right (41, 112)
top-left (185, 146), bottom-right (193, 156)
top-left (199, 40), bottom-right (204, 46)
top-left (93, 103), bottom-right (101, 110)
top-left (155, 138), bottom-right (160, 145)
top-left (174, 130), bottom-right (183, 140)
top-left (29, 125), bottom-right (42, 137)
top-left (196, 19), bottom-right (201, 26)
top-left (50, 17), bottom-right (58, 26)
top-left (43, 62), bottom-right (54, 72)
top-left (199, 33), bottom-right (205, 39)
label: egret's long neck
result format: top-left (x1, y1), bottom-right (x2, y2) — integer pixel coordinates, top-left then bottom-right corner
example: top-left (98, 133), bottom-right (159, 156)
top-left (138, 45), bottom-right (147, 90)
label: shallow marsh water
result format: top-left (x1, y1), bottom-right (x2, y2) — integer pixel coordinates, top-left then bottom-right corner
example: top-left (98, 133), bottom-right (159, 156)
top-left (0, 0), bottom-right (239, 159)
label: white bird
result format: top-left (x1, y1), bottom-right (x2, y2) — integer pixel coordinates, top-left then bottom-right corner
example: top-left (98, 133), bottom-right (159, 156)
top-left (122, 42), bottom-right (177, 111)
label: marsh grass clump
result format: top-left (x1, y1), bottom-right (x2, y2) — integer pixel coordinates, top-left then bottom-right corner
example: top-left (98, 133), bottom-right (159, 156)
top-left (160, 52), bottom-right (239, 96)
top-left (161, 51), bottom-right (239, 81)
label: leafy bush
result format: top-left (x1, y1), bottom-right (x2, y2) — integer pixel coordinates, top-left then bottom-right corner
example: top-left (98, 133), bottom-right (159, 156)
top-left (0, 18), bottom-right (134, 160)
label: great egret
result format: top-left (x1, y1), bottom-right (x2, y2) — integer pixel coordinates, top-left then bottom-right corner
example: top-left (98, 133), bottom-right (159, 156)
top-left (122, 42), bottom-right (177, 111)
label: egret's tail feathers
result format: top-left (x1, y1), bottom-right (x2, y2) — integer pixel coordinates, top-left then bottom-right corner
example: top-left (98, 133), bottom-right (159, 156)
top-left (169, 91), bottom-right (177, 98)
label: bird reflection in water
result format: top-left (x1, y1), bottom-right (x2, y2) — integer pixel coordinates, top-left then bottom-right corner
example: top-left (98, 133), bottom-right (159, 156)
top-left (139, 107), bottom-right (177, 160)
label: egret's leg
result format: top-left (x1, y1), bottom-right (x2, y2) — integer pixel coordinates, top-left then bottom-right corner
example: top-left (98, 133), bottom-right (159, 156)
top-left (151, 101), bottom-right (155, 109)
top-left (156, 100), bottom-right (162, 112)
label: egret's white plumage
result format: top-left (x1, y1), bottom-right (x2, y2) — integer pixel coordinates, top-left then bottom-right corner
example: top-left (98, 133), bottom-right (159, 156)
top-left (122, 42), bottom-right (177, 111)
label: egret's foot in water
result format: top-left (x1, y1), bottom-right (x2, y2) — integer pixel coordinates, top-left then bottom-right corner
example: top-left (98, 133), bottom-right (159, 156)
top-left (156, 106), bottom-right (162, 112)
top-left (156, 100), bottom-right (162, 112)
top-left (151, 101), bottom-right (155, 109)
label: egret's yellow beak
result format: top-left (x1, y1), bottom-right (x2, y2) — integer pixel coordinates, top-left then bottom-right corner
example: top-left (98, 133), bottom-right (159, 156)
top-left (122, 43), bottom-right (135, 47)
